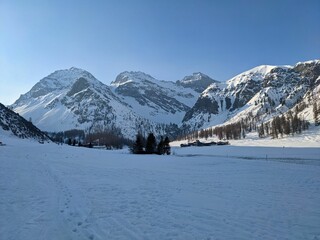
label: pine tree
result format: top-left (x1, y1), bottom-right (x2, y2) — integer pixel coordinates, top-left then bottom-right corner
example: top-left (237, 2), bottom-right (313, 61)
top-left (163, 136), bottom-right (171, 155)
top-left (271, 118), bottom-right (278, 138)
top-left (292, 113), bottom-right (299, 134)
top-left (145, 133), bottom-right (156, 154)
top-left (283, 115), bottom-right (291, 135)
top-left (258, 122), bottom-right (265, 138)
top-left (314, 101), bottom-right (319, 126)
top-left (131, 134), bottom-right (144, 154)
top-left (275, 116), bottom-right (283, 137)
top-left (157, 136), bottom-right (165, 155)
top-left (265, 123), bottom-right (269, 135)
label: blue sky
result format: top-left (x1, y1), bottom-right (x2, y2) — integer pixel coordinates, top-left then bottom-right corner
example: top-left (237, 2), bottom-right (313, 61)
top-left (1, 0), bottom-right (319, 105)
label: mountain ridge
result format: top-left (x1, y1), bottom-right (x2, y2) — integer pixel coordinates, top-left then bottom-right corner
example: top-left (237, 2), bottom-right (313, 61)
top-left (183, 60), bottom-right (320, 131)
top-left (9, 60), bottom-right (320, 140)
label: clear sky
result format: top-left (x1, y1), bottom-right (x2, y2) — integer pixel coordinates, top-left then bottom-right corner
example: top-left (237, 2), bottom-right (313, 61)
top-left (1, 0), bottom-right (319, 105)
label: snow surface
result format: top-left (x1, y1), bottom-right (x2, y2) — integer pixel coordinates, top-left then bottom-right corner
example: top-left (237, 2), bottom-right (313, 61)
top-left (1, 136), bottom-right (320, 240)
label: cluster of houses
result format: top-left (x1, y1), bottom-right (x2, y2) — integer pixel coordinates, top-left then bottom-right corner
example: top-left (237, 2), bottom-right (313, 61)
top-left (180, 140), bottom-right (229, 147)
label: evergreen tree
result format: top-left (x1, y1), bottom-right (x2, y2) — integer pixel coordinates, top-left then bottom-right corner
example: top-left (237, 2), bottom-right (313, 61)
top-left (145, 133), bottom-right (156, 154)
top-left (258, 122), bottom-right (265, 138)
top-left (265, 123), bottom-right (269, 135)
top-left (292, 113), bottom-right (299, 134)
top-left (131, 134), bottom-right (144, 154)
top-left (283, 115), bottom-right (291, 135)
top-left (157, 136), bottom-right (165, 155)
top-left (163, 136), bottom-right (171, 155)
top-left (275, 116), bottom-right (283, 137)
top-left (271, 118), bottom-right (278, 138)
top-left (314, 101), bottom-right (319, 126)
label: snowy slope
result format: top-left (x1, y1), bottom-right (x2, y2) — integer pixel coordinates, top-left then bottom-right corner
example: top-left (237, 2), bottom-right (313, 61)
top-left (0, 102), bottom-right (50, 142)
top-left (183, 60), bottom-right (320, 130)
top-left (0, 137), bottom-right (319, 240)
top-left (110, 71), bottom-right (203, 124)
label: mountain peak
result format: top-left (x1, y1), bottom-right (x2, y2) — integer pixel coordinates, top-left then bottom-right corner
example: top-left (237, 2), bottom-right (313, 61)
top-left (295, 59), bottom-right (320, 67)
top-left (111, 71), bottom-right (157, 87)
top-left (181, 72), bottom-right (211, 82)
top-left (177, 72), bottom-right (218, 93)
top-left (13, 67), bottom-right (99, 104)
top-left (226, 65), bottom-right (279, 88)
top-left (69, 66), bottom-right (85, 71)
top-left (34, 68), bottom-right (93, 90)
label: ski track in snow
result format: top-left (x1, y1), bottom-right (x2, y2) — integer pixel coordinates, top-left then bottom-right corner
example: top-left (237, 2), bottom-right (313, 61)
top-left (1, 139), bottom-right (320, 240)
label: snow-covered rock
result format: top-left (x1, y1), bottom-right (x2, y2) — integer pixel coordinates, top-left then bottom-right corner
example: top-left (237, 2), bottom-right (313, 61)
top-left (111, 71), bottom-right (200, 125)
top-left (176, 72), bottom-right (218, 93)
top-left (183, 60), bottom-right (320, 130)
top-left (0, 102), bottom-right (50, 142)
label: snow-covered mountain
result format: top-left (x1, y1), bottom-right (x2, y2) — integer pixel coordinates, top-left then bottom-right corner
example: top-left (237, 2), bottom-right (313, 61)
top-left (176, 72), bottom-right (218, 93)
top-left (12, 68), bottom-right (158, 139)
top-left (110, 71), bottom-right (199, 124)
top-left (0, 102), bottom-right (50, 141)
top-left (183, 60), bottom-right (320, 130)
top-left (11, 68), bottom-right (214, 139)
top-left (10, 60), bottom-right (320, 139)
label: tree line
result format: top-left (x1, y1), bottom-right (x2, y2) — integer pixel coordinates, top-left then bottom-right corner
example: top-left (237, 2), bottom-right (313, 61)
top-left (175, 105), bottom-right (312, 142)
top-left (48, 127), bottom-right (131, 149)
top-left (258, 111), bottom-right (309, 138)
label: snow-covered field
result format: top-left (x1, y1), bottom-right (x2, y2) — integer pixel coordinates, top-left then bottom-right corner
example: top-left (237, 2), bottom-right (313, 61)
top-left (1, 137), bottom-right (320, 240)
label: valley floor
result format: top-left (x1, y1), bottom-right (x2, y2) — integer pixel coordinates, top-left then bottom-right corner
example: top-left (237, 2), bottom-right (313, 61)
top-left (0, 138), bottom-right (320, 240)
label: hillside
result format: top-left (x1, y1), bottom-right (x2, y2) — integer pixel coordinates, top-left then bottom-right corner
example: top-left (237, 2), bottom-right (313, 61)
top-left (0, 103), bottom-right (50, 142)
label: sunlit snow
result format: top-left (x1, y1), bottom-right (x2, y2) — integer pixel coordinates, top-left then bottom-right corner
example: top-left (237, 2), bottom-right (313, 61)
top-left (1, 135), bottom-right (319, 240)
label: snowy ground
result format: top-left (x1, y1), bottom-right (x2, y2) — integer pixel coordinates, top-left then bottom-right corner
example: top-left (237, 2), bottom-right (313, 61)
top-left (1, 137), bottom-right (320, 240)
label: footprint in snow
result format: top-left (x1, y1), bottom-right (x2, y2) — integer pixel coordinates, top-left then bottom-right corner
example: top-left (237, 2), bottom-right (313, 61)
top-left (88, 234), bottom-right (94, 240)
